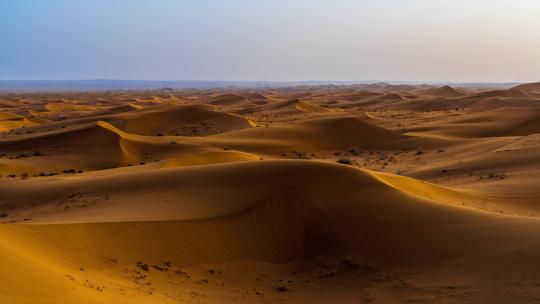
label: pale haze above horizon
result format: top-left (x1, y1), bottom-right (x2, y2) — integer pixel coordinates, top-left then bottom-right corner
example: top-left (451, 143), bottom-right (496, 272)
top-left (1, 0), bottom-right (539, 82)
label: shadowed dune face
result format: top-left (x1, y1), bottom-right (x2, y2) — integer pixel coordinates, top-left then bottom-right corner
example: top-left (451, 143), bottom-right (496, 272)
top-left (3, 85), bottom-right (540, 303)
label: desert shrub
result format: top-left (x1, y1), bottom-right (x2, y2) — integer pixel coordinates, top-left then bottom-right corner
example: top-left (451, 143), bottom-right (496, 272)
top-left (136, 261), bottom-right (149, 272)
top-left (291, 150), bottom-right (311, 159)
top-left (337, 157), bottom-right (353, 165)
top-left (297, 152), bottom-right (311, 160)
top-left (348, 147), bottom-right (361, 155)
top-left (480, 172), bottom-right (506, 180)
top-left (152, 265), bottom-right (168, 272)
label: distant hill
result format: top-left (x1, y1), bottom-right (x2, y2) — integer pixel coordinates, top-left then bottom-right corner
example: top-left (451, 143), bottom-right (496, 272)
top-left (0, 79), bottom-right (522, 91)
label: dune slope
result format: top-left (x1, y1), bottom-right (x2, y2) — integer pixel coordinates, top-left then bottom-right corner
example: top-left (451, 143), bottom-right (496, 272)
top-left (2, 161), bottom-right (540, 303)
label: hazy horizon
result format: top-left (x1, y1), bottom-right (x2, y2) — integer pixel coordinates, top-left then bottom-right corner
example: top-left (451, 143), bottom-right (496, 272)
top-left (2, 0), bottom-right (539, 82)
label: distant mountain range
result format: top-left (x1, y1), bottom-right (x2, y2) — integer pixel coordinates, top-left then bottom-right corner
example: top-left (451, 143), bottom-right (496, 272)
top-left (0, 79), bottom-right (520, 91)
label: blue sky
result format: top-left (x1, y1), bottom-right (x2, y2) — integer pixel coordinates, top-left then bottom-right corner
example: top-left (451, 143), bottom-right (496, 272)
top-left (1, 0), bottom-right (539, 81)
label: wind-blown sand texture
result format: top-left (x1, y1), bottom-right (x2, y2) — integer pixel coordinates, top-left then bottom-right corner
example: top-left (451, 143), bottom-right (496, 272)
top-left (2, 83), bottom-right (540, 303)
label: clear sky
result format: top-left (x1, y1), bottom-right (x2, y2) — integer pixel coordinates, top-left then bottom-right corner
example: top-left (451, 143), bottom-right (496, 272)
top-left (1, 0), bottom-right (539, 82)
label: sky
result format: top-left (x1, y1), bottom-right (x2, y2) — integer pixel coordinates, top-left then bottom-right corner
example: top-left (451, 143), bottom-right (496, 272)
top-left (1, 0), bottom-right (539, 82)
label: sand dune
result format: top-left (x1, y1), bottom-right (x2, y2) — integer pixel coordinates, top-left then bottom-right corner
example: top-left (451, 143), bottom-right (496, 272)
top-left (2, 160), bottom-right (540, 303)
top-left (406, 106), bottom-right (540, 137)
top-left (108, 104), bottom-right (254, 136)
top-left (295, 100), bottom-right (334, 113)
top-left (210, 116), bottom-right (412, 155)
top-left (245, 92), bottom-right (269, 103)
top-left (465, 88), bottom-right (531, 99)
top-left (511, 82), bottom-right (540, 95)
top-left (45, 102), bottom-right (96, 112)
top-left (206, 93), bottom-right (248, 106)
top-left (423, 85), bottom-right (468, 98)
top-left (3, 85), bottom-right (540, 303)
top-left (257, 98), bottom-right (304, 113)
top-left (0, 114), bottom-right (42, 132)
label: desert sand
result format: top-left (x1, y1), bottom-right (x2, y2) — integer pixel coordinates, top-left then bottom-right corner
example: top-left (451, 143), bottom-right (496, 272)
top-left (2, 83), bottom-right (540, 303)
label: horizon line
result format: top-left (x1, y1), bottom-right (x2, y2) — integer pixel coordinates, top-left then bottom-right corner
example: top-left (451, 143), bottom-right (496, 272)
top-left (0, 79), bottom-right (530, 84)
